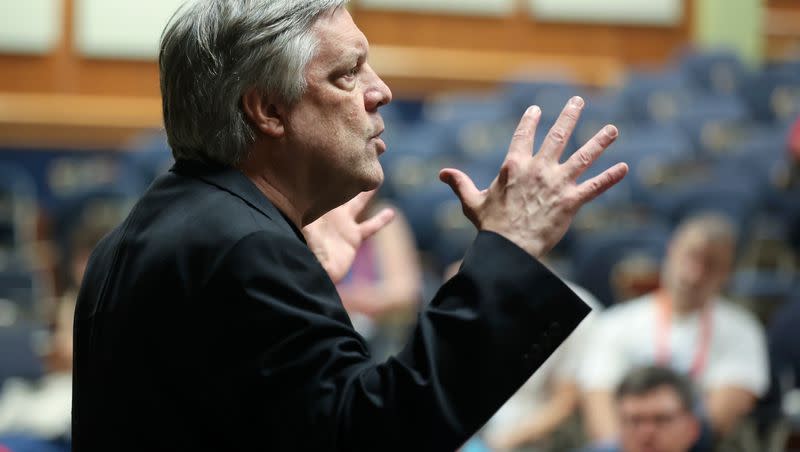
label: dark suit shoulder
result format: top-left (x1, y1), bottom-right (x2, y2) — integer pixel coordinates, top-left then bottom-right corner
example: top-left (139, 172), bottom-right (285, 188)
top-left (80, 168), bottom-right (299, 311)
top-left (211, 228), bottom-right (348, 321)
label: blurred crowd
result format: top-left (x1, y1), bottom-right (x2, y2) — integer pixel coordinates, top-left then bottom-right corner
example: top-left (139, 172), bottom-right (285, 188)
top-left (0, 49), bottom-right (798, 452)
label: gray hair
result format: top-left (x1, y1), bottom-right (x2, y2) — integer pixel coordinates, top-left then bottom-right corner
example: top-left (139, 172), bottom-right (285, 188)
top-left (159, 0), bottom-right (348, 166)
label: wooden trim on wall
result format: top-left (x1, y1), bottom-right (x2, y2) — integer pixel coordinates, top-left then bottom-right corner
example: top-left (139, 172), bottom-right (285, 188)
top-left (350, 1), bottom-right (693, 66)
top-left (0, 0), bottom-right (695, 148)
top-left (764, 0), bottom-right (800, 60)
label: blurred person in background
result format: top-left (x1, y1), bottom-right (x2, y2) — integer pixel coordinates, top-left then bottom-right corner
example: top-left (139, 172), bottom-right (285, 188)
top-left (0, 196), bottom-right (122, 452)
top-left (784, 114), bottom-right (800, 188)
top-left (779, 114), bottom-right (800, 253)
top-left (0, 298), bottom-right (73, 452)
top-left (755, 292), bottom-right (800, 450)
top-left (579, 213), bottom-right (768, 449)
top-left (0, 192), bottom-right (122, 452)
top-left (444, 259), bottom-right (604, 452)
top-left (605, 366), bottom-right (701, 452)
top-left (336, 199), bottom-right (422, 361)
top-left (71, 0), bottom-right (629, 450)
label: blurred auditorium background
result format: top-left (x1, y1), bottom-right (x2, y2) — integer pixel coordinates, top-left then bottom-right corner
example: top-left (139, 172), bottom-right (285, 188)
top-left (0, 0), bottom-right (798, 451)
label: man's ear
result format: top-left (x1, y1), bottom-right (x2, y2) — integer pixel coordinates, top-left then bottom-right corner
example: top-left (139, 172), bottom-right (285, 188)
top-left (241, 88), bottom-right (285, 138)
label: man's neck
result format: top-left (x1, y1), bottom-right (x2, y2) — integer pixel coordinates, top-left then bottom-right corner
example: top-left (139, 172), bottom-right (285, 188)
top-left (240, 166), bottom-right (306, 230)
top-left (237, 142), bottom-right (361, 228)
top-left (236, 139), bottom-right (317, 229)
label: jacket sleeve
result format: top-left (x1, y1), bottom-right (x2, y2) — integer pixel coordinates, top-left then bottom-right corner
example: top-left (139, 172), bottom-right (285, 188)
top-left (211, 229), bottom-right (590, 451)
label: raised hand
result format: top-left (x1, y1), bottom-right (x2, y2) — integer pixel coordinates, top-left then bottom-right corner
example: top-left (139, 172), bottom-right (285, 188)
top-left (439, 96), bottom-right (628, 259)
top-left (303, 190), bottom-right (395, 283)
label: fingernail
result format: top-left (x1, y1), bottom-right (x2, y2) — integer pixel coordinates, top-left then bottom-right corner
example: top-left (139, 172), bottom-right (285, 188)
top-left (570, 96), bottom-right (584, 108)
top-left (604, 125), bottom-right (618, 138)
top-left (527, 105), bottom-right (541, 115)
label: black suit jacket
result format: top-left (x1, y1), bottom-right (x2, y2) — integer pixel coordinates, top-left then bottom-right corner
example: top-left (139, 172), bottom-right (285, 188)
top-left (72, 159), bottom-right (590, 451)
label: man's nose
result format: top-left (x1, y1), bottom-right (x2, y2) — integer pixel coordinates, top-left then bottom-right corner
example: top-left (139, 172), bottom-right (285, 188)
top-left (363, 63), bottom-right (392, 112)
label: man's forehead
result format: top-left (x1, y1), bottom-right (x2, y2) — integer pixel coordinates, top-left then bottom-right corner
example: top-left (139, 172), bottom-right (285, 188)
top-left (312, 9), bottom-right (368, 58)
top-left (675, 230), bottom-right (731, 253)
top-left (621, 386), bottom-right (682, 407)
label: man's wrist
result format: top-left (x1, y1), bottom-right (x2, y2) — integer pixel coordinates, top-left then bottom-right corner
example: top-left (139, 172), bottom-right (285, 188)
top-left (479, 226), bottom-right (547, 259)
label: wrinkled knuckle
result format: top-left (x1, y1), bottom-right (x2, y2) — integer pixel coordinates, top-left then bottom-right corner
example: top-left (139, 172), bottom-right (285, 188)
top-left (512, 129), bottom-right (530, 141)
top-left (564, 109), bottom-right (580, 121)
top-left (561, 191), bottom-right (579, 208)
top-left (596, 133), bottom-right (613, 148)
top-left (548, 127), bottom-right (567, 144)
top-left (503, 158), bottom-right (519, 173)
top-left (577, 151), bottom-right (593, 168)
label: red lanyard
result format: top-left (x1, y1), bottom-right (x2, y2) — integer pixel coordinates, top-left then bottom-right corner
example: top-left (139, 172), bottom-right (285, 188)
top-left (655, 290), bottom-right (713, 378)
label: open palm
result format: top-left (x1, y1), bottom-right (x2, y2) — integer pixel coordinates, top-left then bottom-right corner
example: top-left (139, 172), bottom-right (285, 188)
top-left (303, 190), bottom-right (395, 283)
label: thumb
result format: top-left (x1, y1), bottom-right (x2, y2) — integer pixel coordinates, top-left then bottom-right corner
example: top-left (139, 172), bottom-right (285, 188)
top-left (439, 168), bottom-right (481, 211)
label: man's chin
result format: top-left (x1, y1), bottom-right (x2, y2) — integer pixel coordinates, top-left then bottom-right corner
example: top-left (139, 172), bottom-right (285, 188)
top-left (360, 166), bottom-right (384, 191)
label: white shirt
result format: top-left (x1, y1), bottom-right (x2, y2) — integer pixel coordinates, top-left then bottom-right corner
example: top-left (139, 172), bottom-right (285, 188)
top-left (0, 373), bottom-right (72, 438)
top-left (578, 293), bottom-right (769, 396)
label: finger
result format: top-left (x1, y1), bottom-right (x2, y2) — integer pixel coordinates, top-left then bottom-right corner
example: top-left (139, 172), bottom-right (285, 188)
top-left (439, 168), bottom-right (482, 211)
top-left (574, 162), bottom-right (629, 205)
top-left (537, 96), bottom-right (584, 161)
top-left (359, 207), bottom-right (395, 240)
top-left (505, 105), bottom-right (542, 162)
top-left (347, 189), bottom-right (378, 215)
top-left (564, 124), bottom-right (619, 179)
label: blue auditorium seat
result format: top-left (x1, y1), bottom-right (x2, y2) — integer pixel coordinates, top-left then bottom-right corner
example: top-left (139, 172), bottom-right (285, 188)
top-left (580, 123), bottom-right (694, 209)
top-left (573, 92), bottom-right (631, 147)
top-left (379, 98), bottom-right (425, 124)
top-left (619, 69), bottom-right (693, 123)
top-left (571, 224), bottom-right (670, 306)
top-left (451, 118), bottom-right (517, 165)
top-left (676, 95), bottom-right (751, 156)
top-left (657, 180), bottom-right (762, 256)
top-left (0, 163), bottom-right (38, 254)
top-left (679, 48), bottom-right (748, 96)
top-left (739, 67), bottom-right (800, 123)
top-left (120, 131), bottom-right (175, 194)
top-left (728, 269), bottom-right (796, 303)
top-left (393, 182), bottom-right (475, 269)
top-left (423, 92), bottom-right (515, 124)
top-left (502, 80), bottom-right (586, 119)
top-left (380, 121), bottom-right (461, 200)
top-left (0, 270), bottom-right (41, 317)
top-left (0, 321), bottom-right (46, 387)
top-left (51, 185), bottom-right (138, 290)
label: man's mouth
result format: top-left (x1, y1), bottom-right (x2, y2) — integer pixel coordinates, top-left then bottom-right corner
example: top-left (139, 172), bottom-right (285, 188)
top-left (371, 128), bottom-right (386, 154)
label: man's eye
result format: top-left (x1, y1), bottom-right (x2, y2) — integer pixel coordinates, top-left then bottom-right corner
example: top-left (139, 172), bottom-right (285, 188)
top-left (344, 66), bottom-right (359, 79)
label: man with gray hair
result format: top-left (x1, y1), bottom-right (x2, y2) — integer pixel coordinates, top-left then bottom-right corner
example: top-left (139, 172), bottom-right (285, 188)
top-left (72, 1), bottom-right (627, 451)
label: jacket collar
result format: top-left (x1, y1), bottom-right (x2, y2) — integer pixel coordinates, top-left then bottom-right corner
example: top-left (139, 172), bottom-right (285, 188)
top-left (170, 159), bottom-right (306, 242)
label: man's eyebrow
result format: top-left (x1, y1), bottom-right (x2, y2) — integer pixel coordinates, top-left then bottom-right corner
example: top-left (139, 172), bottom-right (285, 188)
top-left (339, 48), bottom-right (367, 68)
top-left (352, 37), bottom-right (369, 59)
top-left (353, 46), bottom-right (368, 63)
